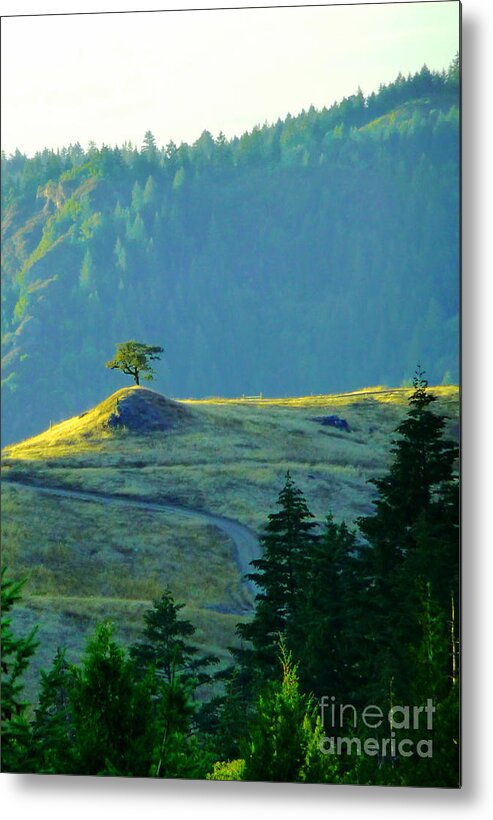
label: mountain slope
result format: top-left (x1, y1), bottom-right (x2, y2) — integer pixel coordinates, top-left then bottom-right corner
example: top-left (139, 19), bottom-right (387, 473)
top-left (1, 61), bottom-right (459, 444)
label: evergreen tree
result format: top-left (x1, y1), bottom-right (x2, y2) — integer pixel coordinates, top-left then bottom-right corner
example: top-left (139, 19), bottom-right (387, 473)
top-left (295, 515), bottom-right (362, 702)
top-left (150, 667), bottom-right (213, 780)
top-left (143, 175), bottom-right (158, 208)
top-left (199, 664), bottom-right (252, 762)
top-left (242, 642), bottom-right (339, 783)
top-left (129, 589), bottom-right (218, 777)
top-left (236, 471), bottom-right (318, 689)
top-left (127, 212), bottom-right (146, 242)
top-left (79, 248), bottom-right (94, 291)
top-left (29, 648), bottom-right (76, 774)
top-left (130, 588), bottom-right (218, 688)
top-left (1, 569), bottom-right (38, 772)
top-left (69, 621), bottom-right (156, 776)
top-left (113, 237), bottom-right (127, 272)
top-left (131, 180), bottom-right (144, 211)
top-left (356, 366), bottom-right (459, 702)
top-left (142, 130), bottom-right (157, 156)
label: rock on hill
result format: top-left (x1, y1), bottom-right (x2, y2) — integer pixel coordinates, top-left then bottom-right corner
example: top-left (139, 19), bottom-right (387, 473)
top-left (8, 386), bottom-right (192, 451)
top-left (105, 387), bottom-right (191, 433)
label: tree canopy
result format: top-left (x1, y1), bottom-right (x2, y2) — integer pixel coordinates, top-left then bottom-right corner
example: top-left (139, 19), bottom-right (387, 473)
top-left (106, 340), bottom-right (163, 385)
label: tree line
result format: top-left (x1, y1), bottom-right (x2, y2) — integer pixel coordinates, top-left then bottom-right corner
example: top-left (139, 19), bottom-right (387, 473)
top-left (2, 58), bottom-right (459, 444)
top-left (1, 371), bottom-right (459, 786)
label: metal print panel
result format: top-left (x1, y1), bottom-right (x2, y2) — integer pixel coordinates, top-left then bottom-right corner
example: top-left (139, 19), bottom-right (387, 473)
top-left (1, 1), bottom-right (460, 786)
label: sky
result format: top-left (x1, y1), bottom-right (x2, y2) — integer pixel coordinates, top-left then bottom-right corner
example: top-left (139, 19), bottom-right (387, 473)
top-left (1, 1), bottom-right (460, 156)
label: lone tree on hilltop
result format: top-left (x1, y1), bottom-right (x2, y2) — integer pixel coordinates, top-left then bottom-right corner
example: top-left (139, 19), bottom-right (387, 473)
top-left (106, 340), bottom-right (163, 386)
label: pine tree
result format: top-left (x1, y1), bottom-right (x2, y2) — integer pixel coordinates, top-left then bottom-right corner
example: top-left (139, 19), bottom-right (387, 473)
top-left (236, 471), bottom-right (318, 690)
top-left (392, 584), bottom-right (460, 788)
top-left (199, 664), bottom-right (252, 762)
top-left (143, 175), bottom-right (157, 207)
top-left (150, 667), bottom-right (213, 780)
top-left (130, 588), bottom-right (218, 775)
top-left (242, 641), bottom-right (339, 783)
top-left (69, 621), bottom-right (156, 776)
top-left (113, 237), bottom-right (127, 272)
top-left (130, 588), bottom-right (218, 688)
top-left (295, 515), bottom-right (362, 702)
top-left (131, 180), bottom-right (144, 212)
top-left (356, 366), bottom-right (459, 703)
top-left (79, 248), bottom-right (94, 291)
top-left (30, 648), bottom-right (76, 774)
top-left (142, 130), bottom-right (157, 155)
top-left (1, 569), bottom-right (38, 772)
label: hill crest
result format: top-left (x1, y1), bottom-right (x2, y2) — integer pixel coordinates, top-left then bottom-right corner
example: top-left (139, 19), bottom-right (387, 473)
top-left (4, 386), bottom-right (192, 452)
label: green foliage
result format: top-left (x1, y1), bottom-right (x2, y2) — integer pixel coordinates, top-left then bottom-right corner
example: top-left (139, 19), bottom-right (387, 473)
top-left (2, 592), bottom-right (216, 777)
top-left (114, 237), bottom-right (127, 272)
top-left (143, 175), bottom-right (157, 206)
top-left (142, 131), bottom-right (157, 155)
top-left (79, 210), bottom-right (101, 239)
top-left (242, 642), bottom-right (338, 783)
top-left (207, 758), bottom-right (246, 781)
top-left (106, 340), bottom-right (164, 385)
top-left (130, 587), bottom-right (218, 688)
top-left (295, 515), bottom-right (361, 701)
top-left (131, 181), bottom-right (144, 212)
top-left (0, 54), bottom-right (460, 786)
top-left (68, 621), bottom-right (157, 776)
top-left (0, 568), bottom-right (38, 772)
top-left (126, 212), bottom-right (146, 242)
top-left (149, 670), bottom-right (213, 780)
top-left (202, 665), bottom-right (252, 761)
top-left (410, 581), bottom-right (450, 704)
top-left (129, 588), bottom-right (218, 778)
top-left (226, 370), bottom-right (459, 787)
top-left (13, 294), bottom-right (28, 322)
top-left (356, 366), bottom-right (459, 703)
top-left (79, 248), bottom-right (94, 290)
top-left (29, 648), bottom-right (76, 773)
top-left (236, 471), bottom-right (317, 689)
top-left (172, 167), bottom-right (185, 190)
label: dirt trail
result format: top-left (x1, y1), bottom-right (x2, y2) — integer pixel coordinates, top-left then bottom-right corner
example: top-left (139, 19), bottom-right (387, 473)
top-left (2, 478), bottom-right (261, 604)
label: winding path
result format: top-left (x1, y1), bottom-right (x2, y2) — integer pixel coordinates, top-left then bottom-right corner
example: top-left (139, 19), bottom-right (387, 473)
top-left (2, 477), bottom-right (261, 606)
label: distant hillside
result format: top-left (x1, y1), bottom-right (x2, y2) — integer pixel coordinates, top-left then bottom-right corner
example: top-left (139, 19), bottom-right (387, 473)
top-left (1, 60), bottom-right (459, 444)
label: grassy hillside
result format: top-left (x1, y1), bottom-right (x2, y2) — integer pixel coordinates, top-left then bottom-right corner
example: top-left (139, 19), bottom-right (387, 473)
top-left (2, 60), bottom-right (459, 445)
top-left (2, 384), bottom-right (459, 701)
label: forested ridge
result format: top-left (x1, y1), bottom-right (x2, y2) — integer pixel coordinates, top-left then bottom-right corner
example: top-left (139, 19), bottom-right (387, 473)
top-left (1, 59), bottom-right (459, 444)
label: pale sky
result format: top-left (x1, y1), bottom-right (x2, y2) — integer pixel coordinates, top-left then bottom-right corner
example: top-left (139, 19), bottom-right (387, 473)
top-left (1, 1), bottom-right (460, 156)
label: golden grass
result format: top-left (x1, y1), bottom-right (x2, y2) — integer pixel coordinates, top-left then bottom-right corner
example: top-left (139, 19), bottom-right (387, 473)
top-left (182, 384), bottom-right (458, 407)
top-left (2, 384), bottom-right (459, 528)
top-left (2, 482), bottom-right (243, 608)
top-left (4, 384), bottom-right (458, 459)
top-left (3, 478), bottom-right (252, 701)
top-left (3, 388), bottom-right (128, 458)
top-left (2, 383), bottom-right (459, 700)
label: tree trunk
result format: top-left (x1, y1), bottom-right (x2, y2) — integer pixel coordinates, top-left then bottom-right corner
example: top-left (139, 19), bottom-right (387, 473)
top-left (134, 372), bottom-right (139, 385)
